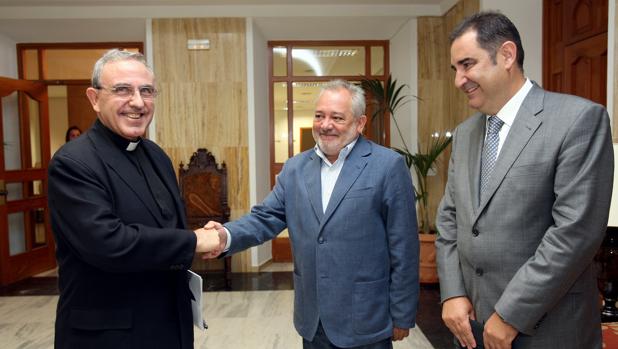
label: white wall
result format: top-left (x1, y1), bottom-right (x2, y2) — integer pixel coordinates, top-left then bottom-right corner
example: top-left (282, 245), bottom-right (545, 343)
top-left (247, 18), bottom-right (273, 268)
top-left (607, 0), bottom-right (616, 125)
top-left (389, 18), bottom-right (418, 154)
top-left (0, 33), bottom-right (17, 78)
top-left (610, 144), bottom-right (618, 226)
top-left (605, 1), bottom-right (616, 226)
top-left (480, 0), bottom-right (543, 85)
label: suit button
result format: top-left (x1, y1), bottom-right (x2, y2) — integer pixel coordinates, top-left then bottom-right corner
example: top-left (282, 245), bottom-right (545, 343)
top-left (475, 268), bottom-right (483, 276)
top-left (472, 229), bottom-right (479, 237)
top-left (318, 237), bottom-right (324, 244)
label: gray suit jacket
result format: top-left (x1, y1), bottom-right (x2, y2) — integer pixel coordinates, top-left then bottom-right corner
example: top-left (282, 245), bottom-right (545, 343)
top-left (225, 136), bottom-right (419, 347)
top-left (436, 84), bottom-right (613, 348)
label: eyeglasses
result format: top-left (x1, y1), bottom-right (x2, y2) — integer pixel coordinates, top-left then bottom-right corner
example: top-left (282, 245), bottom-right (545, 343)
top-left (96, 84), bottom-right (158, 100)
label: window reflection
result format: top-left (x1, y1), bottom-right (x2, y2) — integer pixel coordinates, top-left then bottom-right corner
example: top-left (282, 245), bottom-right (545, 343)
top-left (3, 92), bottom-right (21, 171)
top-left (8, 207), bottom-right (48, 256)
top-left (5, 180), bottom-right (44, 202)
top-left (272, 46), bottom-right (287, 76)
top-left (8, 212), bottom-right (25, 256)
top-left (28, 95), bottom-right (42, 168)
top-left (292, 46), bottom-right (365, 76)
top-left (32, 207), bottom-right (47, 248)
top-left (371, 46), bottom-right (385, 76)
top-left (292, 82), bottom-right (327, 155)
top-left (274, 82), bottom-right (289, 163)
top-left (23, 49), bottom-right (39, 80)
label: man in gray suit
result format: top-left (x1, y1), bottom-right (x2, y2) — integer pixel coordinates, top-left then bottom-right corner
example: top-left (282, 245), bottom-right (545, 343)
top-left (207, 80), bottom-right (419, 348)
top-left (436, 12), bottom-right (613, 349)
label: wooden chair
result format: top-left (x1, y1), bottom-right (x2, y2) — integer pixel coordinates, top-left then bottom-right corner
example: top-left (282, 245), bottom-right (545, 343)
top-left (179, 149), bottom-right (231, 288)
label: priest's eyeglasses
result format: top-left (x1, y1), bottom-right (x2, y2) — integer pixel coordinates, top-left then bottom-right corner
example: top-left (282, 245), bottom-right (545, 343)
top-left (96, 84), bottom-right (158, 100)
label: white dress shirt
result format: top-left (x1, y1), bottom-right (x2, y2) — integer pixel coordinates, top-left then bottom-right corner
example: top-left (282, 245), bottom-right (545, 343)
top-left (313, 138), bottom-right (358, 213)
top-left (488, 78), bottom-right (533, 156)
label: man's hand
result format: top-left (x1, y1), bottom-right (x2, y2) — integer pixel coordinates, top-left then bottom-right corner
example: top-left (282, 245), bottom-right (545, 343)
top-left (483, 312), bottom-right (518, 349)
top-left (194, 227), bottom-right (220, 253)
top-left (442, 296), bottom-right (477, 349)
top-left (201, 221), bottom-right (227, 259)
top-left (392, 327), bottom-right (409, 341)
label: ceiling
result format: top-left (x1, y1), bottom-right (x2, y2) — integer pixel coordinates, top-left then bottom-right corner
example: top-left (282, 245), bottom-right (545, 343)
top-left (0, 0), bottom-right (443, 5)
top-left (0, 0), bottom-right (449, 43)
top-left (0, 19), bottom-right (147, 43)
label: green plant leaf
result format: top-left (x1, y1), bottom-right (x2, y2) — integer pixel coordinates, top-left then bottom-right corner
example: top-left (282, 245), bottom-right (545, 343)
top-left (360, 74), bottom-right (451, 234)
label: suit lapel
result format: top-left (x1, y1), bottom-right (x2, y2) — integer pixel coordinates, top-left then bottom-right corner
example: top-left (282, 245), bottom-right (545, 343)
top-left (88, 126), bottom-right (166, 227)
top-left (304, 151), bottom-right (324, 221)
top-left (320, 137), bottom-right (370, 230)
top-left (467, 114), bottom-right (485, 213)
top-left (476, 85), bottom-right (544, 216)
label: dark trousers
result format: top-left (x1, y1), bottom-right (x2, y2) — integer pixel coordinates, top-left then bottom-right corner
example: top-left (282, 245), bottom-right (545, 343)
top-left (303, 321), bottom-right (393, 349)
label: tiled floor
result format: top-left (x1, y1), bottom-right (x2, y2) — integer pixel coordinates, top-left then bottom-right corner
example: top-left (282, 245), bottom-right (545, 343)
top-left (0, 263), bottom-right (453, 349)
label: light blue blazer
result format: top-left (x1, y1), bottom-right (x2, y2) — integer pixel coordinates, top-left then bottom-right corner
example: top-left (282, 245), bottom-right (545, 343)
top-left (225, 136), bottom-right (419, 347)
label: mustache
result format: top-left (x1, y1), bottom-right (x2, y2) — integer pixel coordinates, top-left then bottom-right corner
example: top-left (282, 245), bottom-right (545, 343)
top-left (317, 131), bottom-right (338, 136)
top-left (461, 81), bottom-right (479, 91)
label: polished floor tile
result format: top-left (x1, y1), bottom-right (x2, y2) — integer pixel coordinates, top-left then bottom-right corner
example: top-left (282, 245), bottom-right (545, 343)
top-left (0, 291), bottom-right (436, 349)
top-left (0, 265), bottom-right (453, 349)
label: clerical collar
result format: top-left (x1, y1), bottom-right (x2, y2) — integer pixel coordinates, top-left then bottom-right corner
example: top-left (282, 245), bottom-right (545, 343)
top-left (126, 140), bottom-right (141, 151)
top-left (94, 119), bottom-right (142, 152)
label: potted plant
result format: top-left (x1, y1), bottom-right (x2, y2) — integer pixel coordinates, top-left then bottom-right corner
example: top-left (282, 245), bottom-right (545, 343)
top-left (361, 75), bottom-right (451, 283)
top-left (394, 134), bottom-right (452, 234)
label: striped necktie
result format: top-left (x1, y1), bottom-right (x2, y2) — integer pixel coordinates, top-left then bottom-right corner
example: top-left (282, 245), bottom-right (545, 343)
top-left (480, 115), bottom-right (504, 202)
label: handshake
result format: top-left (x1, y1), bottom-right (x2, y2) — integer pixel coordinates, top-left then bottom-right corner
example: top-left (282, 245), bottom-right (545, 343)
top-left (193, 221), bottom-right (227, 259)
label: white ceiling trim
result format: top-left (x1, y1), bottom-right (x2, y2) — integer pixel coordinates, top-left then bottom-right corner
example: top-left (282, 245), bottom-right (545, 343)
top-left (0, 0), bottom-right (439, 4)
top-left (0, 4), bottom-right (442, 19)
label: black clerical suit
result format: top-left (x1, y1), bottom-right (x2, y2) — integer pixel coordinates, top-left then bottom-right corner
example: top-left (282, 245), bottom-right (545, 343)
top-left (48, 120), bottom-right (197, 349)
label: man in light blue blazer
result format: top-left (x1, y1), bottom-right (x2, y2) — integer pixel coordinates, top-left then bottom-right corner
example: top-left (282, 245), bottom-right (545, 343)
top-left (207, 80), bottom-right (419, 348)
top-left (436, 12), bottom-right (613, 349)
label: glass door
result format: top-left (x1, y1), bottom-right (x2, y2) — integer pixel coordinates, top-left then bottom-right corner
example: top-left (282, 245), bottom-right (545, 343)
top-left (0, 77), bottom-right (54, 286)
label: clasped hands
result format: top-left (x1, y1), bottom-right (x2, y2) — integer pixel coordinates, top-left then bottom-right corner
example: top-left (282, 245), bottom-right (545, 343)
top-left (442, 296), bottom-right (518, 349)
top-left (193, 221), bottom-right (227, 259)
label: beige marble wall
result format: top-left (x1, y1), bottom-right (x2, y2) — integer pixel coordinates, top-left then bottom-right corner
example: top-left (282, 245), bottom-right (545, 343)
top-left (417, 0), bottom-right (479, 232)
top-left (151, 18), bottom-right (252, 271)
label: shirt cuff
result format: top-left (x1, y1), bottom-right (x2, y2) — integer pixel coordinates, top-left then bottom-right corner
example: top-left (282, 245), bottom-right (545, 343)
top-left (223, 227), bottom-right (232, 252)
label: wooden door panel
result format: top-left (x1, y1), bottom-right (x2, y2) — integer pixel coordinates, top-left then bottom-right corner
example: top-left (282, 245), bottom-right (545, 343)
top-left (544, 0), bottom-right (607, 108)
top-left (564, 0), bottom-right (608, 44)
top-left (564, 32), bottom-right (608, 106)
top-left (544, 0), bottom-right (566, 93)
